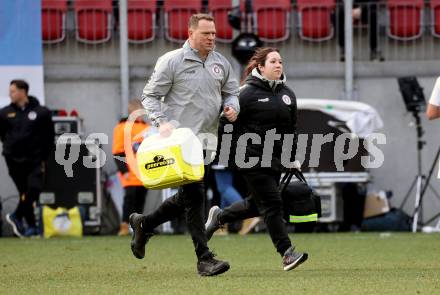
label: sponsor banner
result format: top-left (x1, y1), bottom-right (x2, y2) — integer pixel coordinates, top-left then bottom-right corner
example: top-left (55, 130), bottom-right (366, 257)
top-left (0, 0), bottom-right (45, 107)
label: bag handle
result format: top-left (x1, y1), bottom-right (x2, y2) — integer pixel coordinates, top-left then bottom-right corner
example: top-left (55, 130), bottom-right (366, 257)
top-left (292, 169), bottom-right (307, 184)
top-left (280, 169), bottom-right (308, 192)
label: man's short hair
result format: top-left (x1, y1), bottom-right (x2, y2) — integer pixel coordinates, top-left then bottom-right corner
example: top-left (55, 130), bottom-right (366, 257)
top-left (188, 13), bottom-right (215, 29)
top-left (10, 79), bottom-right (29, 95)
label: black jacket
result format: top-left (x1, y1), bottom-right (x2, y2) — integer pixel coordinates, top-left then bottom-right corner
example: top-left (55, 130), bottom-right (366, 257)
top-left (0, 96), bottom-right (55, 162)
top-left (217, 72), bottom-right (297, 171)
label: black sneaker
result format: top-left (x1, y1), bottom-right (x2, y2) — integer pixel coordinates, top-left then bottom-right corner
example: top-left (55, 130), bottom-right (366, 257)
top-left (129, 213), bottom-right (154, 259)
top-left (24, 227), bottom-right (39, 237)
top-left (197, 252), bottom-right (230, 276)
top-left (6, 213), bottom-right (24, 238)
top-left (339, 52), bottom-right (345, 62)
top-left (205, 206), bottom-right (223, 241)
top-left (282, 247), bottom-right (308, 271)
top-left (370, 50), bottom-right (385, 62)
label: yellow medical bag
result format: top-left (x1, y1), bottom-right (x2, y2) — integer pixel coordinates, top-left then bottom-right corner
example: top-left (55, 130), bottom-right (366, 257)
top-left (41, 206), bottom-right (83, 238)
top-left (136, 128), bottom-right (204, 189)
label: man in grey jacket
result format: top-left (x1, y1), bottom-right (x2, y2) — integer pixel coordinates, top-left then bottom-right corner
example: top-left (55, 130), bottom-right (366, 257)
top-left (129, 14), bottom-right (240, 276)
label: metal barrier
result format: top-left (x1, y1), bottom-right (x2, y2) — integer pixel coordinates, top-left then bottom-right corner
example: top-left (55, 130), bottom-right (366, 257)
top-left (42, 1), bottom-right (440, 66)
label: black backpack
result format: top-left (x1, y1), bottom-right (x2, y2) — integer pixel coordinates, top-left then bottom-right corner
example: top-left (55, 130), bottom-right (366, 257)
top-left (280, 169), bottom-right (322, 223)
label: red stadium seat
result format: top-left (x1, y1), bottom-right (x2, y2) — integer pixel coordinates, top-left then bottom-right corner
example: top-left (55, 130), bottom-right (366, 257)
top-left (127, 0), bottom-right (157, 43)
top-left (208, 0), bottom-right (234, 42)
top-left (386, 0), bottom-right (424, 40)
top-left (74, 0), bottom-right (113, 44)
top-left (431, 0), bottom-right (440, 37)
top-left (42, 0), bottom-right (68, 44)
top-left (163, 0), bottom-right (202, 42)
top-left (297, 0), bottom-right (336, 41)
top-left (251, 0), bottom-right (292, 42)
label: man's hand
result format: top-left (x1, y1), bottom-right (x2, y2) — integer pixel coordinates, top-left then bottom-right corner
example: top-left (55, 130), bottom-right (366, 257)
top-left (224, 106), bottom-right (238, 122)
top-left (158, 121), bottom-right (175, 137)
top-left (352, 7), bottom-right (361, 20)
top-left (426, 103), bottom-right (440, 120)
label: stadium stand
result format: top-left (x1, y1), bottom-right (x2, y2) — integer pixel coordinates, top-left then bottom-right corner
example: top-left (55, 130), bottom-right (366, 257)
top-left (431, 0), bottom-right (440, 37)
top-left (163, 0), bottom-right (202, 42)
top-left (74, 0), bottom-right (114, 44)
top-left (208, 0), bottom-right (234, 42)
top-left (249, 0), bottom-right (292, 42)
top-left (39, 1), bottom-right (440, 63)
top-left (297, 0), bottom-right (336, 41)
top-left (127, 0), bottom-right (157, 43)
top-left (386, 0), bottom-right (424, 40)
top-left (41, 0), bottom-right (68, 44)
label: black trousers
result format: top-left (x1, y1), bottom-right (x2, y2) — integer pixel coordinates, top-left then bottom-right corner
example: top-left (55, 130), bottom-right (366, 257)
top-left (336, 2), bottom-right (379, 52)
top-left (5, 157), bottom-right (45, 228)
top-left (143, 167), bottom-right (210, 259)
top-left (220, 169), bottom-right (292, 256)
top-left (218, 196), bottom-right (259, 223)
top-left (122, 186), bottom-right (148, 223)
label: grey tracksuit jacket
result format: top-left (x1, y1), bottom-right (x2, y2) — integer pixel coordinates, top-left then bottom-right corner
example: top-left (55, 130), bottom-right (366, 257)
top-left (141, 41), bottom-right (240, 149)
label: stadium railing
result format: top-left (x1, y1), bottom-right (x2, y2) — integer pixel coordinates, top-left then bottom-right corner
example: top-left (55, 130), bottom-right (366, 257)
top-left (41, 0), bottom-right (440, 66)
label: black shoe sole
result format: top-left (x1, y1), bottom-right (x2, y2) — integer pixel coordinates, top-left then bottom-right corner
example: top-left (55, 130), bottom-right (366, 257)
top-left (6, 214), bottom-right (24, 238)
top-left (205, 206), bottom-right (220, 241)
top-left (129, 213), bottom-right (145, 259)
top-left (130, 241), bottom-right (144, 259)
top-left (198, 262), bottom-right (230, 277)
top-left (284, 253), bottom-right (308, 271)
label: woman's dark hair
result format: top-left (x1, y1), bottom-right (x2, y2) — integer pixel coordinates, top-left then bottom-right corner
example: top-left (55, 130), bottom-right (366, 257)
top-left (10, 79), bottom-right (29, 95)
top-left (242, 47), bottom-right (280, 83)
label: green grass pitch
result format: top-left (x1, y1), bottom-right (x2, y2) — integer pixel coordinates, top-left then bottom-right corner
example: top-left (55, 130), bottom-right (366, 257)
top-left (1, 233), bottom-right (439, 295)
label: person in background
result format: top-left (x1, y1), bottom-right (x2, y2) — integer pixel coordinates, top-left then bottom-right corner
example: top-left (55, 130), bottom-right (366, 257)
top-left (129, 13), bottom-right (240, 276)
top-left (336, 0), bottom-right (384, 62)
top-left (211, 116), bottom-right (261, 236)
top-left (0, 79), bottom-right (54, 238)
top-left (112, 99), bottom-right (149, 236)
top-left (205, 47), bottom-right (308, 271)
top-left (427, 77), bottom-right (440, 120)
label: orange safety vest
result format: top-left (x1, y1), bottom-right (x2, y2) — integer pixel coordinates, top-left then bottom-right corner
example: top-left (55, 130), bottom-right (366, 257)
top-left (112, 118), bottom-right (149, 187)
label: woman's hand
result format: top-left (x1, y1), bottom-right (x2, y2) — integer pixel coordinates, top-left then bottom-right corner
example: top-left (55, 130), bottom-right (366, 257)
top-left (224, 106), bottom-right (238, 122)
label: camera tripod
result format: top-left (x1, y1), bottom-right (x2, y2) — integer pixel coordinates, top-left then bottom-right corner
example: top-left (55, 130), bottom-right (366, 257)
top-left (413, 145), bottom-right (440, 231)
top-left (400, 111), bottom-right (440, 232)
